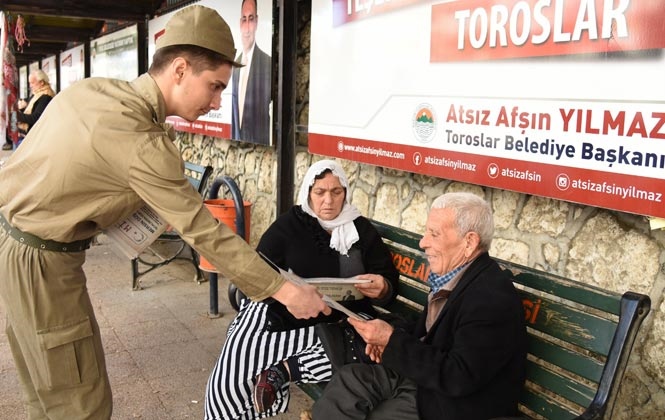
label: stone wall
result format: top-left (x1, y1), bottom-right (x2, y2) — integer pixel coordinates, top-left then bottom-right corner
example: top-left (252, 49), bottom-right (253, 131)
top-left (174, 2), bottom-right (665, 417)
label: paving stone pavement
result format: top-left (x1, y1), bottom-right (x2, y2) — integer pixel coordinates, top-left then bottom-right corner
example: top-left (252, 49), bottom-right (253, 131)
top-left (0, 164), bottom-right (314, 420)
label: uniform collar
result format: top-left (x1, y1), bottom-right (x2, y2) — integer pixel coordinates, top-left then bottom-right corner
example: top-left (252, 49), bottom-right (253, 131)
top-left (130, 73), bottom-right (167, 124)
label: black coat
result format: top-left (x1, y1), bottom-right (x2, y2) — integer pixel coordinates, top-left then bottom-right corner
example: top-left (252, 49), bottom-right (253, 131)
top-left (18, 95), bottom-right (53, 134)
top-left (256, 206), bottom-right (399, 327)
top-left (382, 253), bottom-right (527, 420)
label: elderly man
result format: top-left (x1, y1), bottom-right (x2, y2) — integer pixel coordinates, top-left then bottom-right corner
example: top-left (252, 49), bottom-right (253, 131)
top-left (313, 192), bottom-right (527, 420)
top-left (0, 5), bottom-right (328, 419)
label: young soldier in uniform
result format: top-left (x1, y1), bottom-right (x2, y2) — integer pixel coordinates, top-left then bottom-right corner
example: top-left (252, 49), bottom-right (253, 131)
top-left (0, 6), bottom-right (329, 419)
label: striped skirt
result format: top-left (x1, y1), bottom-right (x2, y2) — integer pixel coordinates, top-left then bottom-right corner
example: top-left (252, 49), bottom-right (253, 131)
top-left (204, 299), bottom-right (333, 419)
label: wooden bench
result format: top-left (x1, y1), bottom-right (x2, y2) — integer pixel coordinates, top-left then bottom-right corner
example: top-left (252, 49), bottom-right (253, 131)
top-left (130, 161), bottom-right (213, 290)
top-left (298, 220), bottom-right (651, 420)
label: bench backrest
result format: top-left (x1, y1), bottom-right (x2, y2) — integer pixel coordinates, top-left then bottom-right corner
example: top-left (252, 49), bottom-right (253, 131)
top-left (184, 161), bottom-right (213, 194)
top-left (371, 220), bottom-right (651, 420)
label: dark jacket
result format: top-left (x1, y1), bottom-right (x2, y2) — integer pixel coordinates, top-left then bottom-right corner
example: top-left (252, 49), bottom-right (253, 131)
top-left (18, 94), bottom-right (53, 134)
top-left (257, 205), bottom-right (399, 328)
top-left (231, 44), bottom-right (271, 145)
top-left (382, 252), bottom-right (527, 420)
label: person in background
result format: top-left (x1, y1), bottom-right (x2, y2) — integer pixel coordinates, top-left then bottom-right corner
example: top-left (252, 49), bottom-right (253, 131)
top-left (0, 6), bottom-right (329, 419)
top-left (2, 46), bottom-right (19, 151)
top-left (17, 69), bottom-right (56, 141)
top-left (312, 192), bottom-right (528, 420)
top-left (231, 0), bottom-right (271, 145)
top-left (2, 135), bottom-right (13, 150)
top-left (204, 159), bottom-right (399, 419)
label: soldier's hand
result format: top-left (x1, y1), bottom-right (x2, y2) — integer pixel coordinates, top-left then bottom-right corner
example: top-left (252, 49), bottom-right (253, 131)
top-left (273, 280), bottom-right (331, 319)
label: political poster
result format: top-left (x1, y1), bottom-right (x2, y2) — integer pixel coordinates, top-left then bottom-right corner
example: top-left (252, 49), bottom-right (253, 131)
top-left (309, 0), bottom-right (665, 218)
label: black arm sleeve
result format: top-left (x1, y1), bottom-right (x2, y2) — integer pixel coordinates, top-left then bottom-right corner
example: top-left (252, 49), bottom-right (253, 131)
top-left (17, 95), bottom-right (53, 129)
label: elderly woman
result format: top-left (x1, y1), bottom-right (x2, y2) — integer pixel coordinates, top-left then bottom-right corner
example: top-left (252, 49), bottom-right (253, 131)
top-left (205, 160), bottom-right (399, 419)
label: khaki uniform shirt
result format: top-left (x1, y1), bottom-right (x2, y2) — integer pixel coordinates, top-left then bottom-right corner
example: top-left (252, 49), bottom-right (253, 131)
top-left (0, 74), bottom-right (282, 300)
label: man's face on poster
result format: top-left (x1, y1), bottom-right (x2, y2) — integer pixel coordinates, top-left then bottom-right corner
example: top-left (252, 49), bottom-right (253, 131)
top-left (240, 0), bottom-right (258, 53)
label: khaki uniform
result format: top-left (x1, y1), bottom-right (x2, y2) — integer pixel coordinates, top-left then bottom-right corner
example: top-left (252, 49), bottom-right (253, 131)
top-left (0, 74), bottom-right (283, 419)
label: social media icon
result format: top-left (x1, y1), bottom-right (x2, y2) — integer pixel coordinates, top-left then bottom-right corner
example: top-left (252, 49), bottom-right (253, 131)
top-left (487, 163), bottom-right (499, 179)
top-left (556, 174), bottom-right (570, 191)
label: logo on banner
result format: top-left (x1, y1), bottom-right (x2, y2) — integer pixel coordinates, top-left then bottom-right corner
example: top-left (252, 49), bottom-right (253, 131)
top-left (487, 163), bottom-right (499, 179)
top-left (413, 152), bottom-right (422, 166)
top-left (556, 174), bottom-right (570, 191)
top-left (412, 104), bottom-right (437, 143)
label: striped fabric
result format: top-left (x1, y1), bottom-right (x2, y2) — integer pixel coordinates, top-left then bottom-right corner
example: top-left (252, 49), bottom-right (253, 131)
top-left (204, 300), bottom-right (333, 419)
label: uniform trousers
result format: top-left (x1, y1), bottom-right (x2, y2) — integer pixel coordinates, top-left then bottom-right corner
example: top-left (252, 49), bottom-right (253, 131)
top-left (0, 229), bottom-right (112, 419)
top-left (205, 299), bottom-right (333, 419)
top-left (312, 363), bottom-right (419, 420)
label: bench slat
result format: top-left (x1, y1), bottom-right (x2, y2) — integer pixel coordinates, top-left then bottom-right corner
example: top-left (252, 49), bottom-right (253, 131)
top-left (518, 289), bottom-right (617, 356)
top-left (383, 298), bottom-right (421, 322)
top-left (520, 386), bottom-right (582, 420)
top-left (390, 248), bottom-right (430, 285)
top-left (503, 262), bottom-right (621, 315)
top-left (298, 382), bottom-right (326, 401)
top-left (528, 334), bottom-right (605, 384)
top-left (373, 220), bottom-right (422, 250)
top-left (526, 359), bottom-right (596, 408)
top-left (394, 278), bottom-right (428, 307)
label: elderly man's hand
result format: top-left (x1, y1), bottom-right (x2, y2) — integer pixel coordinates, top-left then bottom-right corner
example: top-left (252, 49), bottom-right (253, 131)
top-left (365, 343), bottom-right (386, 363)
top-left (348, 317), bottom-right (394, 363)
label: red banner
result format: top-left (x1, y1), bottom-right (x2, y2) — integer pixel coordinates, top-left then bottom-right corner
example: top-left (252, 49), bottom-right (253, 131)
top-left (166, 116), bottom-right (231, 138)
top-left (431, 0), bottom-right (665, 62)
top-left (332, 0), bottom-right (430, 26)
top-left (310, 133), bottom-right (665, 218)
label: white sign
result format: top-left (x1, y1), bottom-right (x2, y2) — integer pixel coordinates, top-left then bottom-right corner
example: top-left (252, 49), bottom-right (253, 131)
top-left (149, 0), bottom-right (273, 145)
top-left (59, 44), bottom-right (85, 91)
top-left (40, 55), bottom-right (57, 93)
top-left (90, 25), bottom-right (139, 81)
top-left (309, 0), bottom-right (665, 218)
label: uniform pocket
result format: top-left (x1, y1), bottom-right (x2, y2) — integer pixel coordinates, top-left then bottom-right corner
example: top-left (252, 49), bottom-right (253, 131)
top-left (37, 318), bottom-right (99, 389)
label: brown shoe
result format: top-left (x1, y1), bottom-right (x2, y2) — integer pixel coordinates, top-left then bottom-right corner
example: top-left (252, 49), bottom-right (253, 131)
top-left (2, 143), bottom-right (12, 151)
top-left (253, 364), bottom-right (289, 413)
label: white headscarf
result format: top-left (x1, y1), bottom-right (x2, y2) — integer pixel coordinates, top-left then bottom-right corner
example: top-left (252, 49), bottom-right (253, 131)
top-left (297, 160), bottom-right (362, 255)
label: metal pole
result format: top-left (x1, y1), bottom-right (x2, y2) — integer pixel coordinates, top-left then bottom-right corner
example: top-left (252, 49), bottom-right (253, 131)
top-left (276, 0), bottom-right (298, 215)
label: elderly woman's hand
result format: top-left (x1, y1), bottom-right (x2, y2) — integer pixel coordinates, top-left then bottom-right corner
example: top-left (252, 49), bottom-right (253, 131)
top-left (354, 274), bottom-right (388, 299)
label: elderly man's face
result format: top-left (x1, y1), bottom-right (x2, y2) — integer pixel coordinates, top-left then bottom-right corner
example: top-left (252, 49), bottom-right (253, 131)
top-left (419, 207), bottom-right (468, 276)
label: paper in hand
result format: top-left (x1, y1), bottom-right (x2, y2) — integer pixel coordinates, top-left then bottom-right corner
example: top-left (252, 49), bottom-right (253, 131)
top-left (322, 295), bottom-right (364, 320)
top-left (259, 252), bottom-right (363, 320)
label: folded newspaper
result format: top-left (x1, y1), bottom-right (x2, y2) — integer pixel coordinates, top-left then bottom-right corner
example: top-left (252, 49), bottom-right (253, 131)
top-left (304, 277), bottom-right (370, 301)
top-left (258, 253), bottom-right (368, 320)
top-left (105, 205), bottom-right (168, 259)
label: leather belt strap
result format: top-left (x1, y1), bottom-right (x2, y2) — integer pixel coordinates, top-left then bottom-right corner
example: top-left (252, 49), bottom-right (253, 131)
top-left (0, 212), bottom-right (91, 252)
